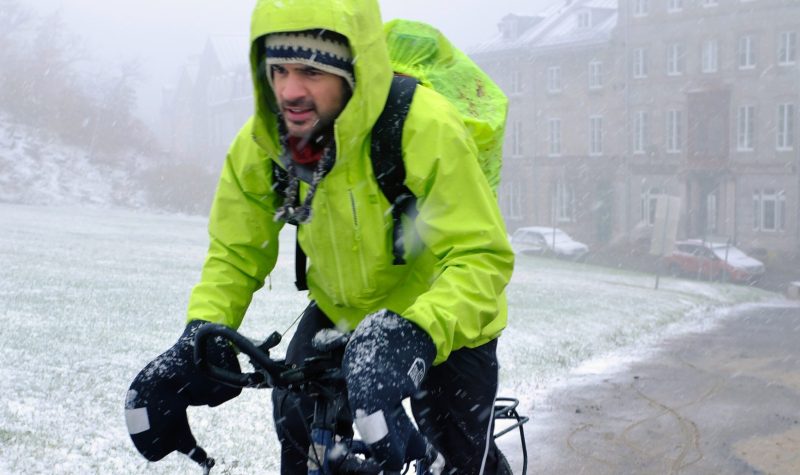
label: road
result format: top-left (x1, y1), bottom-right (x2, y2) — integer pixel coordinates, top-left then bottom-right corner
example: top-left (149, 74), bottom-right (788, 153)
top-left (501, 304), bottom-right (800, 474)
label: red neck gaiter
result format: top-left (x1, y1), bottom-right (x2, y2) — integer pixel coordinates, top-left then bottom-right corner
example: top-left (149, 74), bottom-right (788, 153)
top-left (288, 136), bottom-right (327, 166)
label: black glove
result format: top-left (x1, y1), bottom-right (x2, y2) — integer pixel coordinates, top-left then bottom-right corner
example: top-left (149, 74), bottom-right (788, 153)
top-left (124, 320), bottom-right (241, 464)
top-left (343, 310), bottom-right (437, 472)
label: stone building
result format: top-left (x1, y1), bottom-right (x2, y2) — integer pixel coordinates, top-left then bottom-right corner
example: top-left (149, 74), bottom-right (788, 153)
top-left (472, 0), bottom-right (800, 260)
top-left (160, 35), bottom-right (252, 168)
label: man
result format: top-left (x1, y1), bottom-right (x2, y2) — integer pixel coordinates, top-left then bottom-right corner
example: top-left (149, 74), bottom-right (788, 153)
top-left (126, 0), bottom-right (514, 473)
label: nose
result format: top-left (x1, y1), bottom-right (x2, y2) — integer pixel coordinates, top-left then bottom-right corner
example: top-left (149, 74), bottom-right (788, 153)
top-left (277, 73), bottom-right (307, 103)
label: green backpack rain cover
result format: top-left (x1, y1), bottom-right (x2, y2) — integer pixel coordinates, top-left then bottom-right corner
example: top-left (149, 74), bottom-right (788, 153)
top-left (384, 19), bottom-right (509, 194)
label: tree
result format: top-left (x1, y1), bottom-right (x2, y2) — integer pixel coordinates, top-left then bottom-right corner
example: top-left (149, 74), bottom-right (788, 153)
top-left (0, 0), bottom-right (31, 49)
top-left (0, 0), bottom-right (32, 115)
top-left (88, 59), bottom-right (150, 156)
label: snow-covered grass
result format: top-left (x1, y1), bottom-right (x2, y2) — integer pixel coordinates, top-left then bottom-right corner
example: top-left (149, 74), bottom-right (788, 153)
top-left (0, 114), bottom-right (148, 208)
top-left (499, 254), bottom-right (771, 393)
top-left (0, 203), bottom-right (777, 474)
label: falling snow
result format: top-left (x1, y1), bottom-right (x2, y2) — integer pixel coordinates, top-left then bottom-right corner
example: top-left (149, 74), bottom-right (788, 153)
top-left (0, 203), bottom-right (779, 474)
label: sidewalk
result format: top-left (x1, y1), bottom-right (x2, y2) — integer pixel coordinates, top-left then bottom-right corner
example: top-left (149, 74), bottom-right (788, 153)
top-left (501, 303), bottom-right (800, 475)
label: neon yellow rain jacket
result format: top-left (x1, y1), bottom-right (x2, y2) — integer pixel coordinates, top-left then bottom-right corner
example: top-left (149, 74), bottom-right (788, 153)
top-left (187, 0), bottom-right (514, 364)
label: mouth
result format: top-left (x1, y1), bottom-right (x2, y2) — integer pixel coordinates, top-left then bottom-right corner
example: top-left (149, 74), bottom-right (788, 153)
top-left (283, 106), bottom-right (315, 124)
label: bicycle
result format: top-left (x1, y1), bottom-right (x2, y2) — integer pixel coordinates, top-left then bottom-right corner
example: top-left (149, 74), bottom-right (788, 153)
top-left (192, 323), bottom-right (529, 474)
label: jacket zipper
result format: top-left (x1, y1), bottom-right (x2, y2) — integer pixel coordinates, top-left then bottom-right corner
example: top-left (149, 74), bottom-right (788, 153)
top-left (323, 194), bottom-right (350, 307)
top-left (349, 190), bottom-right (371, 291)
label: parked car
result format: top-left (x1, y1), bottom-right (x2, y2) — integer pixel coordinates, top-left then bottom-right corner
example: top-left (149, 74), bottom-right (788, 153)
top-left (510, 226), bottom-right (589, 261)
top-left (663, 239), bottom-right (765, 284)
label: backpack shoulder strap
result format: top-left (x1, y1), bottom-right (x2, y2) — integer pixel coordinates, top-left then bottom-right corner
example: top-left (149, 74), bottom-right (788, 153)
top-left (371, 74), bottom-right (418, 205)
top-left (371, 74), bottom-right (418, 265)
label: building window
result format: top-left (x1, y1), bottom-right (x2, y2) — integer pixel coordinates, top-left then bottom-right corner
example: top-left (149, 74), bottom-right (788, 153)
top-left (633, 48), bottom-right (648, 78)
top-left (777, 103), bottom-right (795, 150)
top-left (641, 187), bottom-right (660, 226)
top-left (500, 18), bottom-right (519, 41)
top-left (555, 180), bottom-right (575, 223)
top-left (510, 69), bottom-right (523, 94)
top-left (738, 35), bottom-right (756, 69)
top-left (501, 181), bottom-right (524, 220)
top-left (589, 60), bottom-right (603, 89)
top-left (547, 66), bottom-right (562, 93)
top-left (548, 118), bottom-right (562, 156)
top-left (577, 10), bottom-right (591, 29)
top-left (666, 109), bottom-right (683, 153)
top-left (706, 192), bottom-right (718, 234)
top-left (779, 31), bottom-right (797, 65)
top-left (753, 189), bottom-right (786, 232)
top-left (633, 111), bottom-right (649, 154)
top-left (668, 0), bottom-right (683, 12)
top-left (702, 39), bottom-right (719, 73)
top-left (633, 0), bottom-right (649, 17)
top-left (667, 42), bottom-right (685, 76)
top-left (737, 105), bottom-right (755, 151)
top-left (589, 115), bottom-right (603, 156)
top-left (511, 120), bottom-right (523, 156)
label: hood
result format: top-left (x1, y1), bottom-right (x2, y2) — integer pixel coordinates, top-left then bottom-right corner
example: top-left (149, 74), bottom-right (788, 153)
top-left (714, 248), bottom-right (764, 270)
top-left (248, 0), bottom-right (393, 162)
top-left (554, 241), bottom-right (588, 254)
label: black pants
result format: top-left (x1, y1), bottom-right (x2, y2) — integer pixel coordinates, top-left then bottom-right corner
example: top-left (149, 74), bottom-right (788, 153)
top-left (272, 302), bottom-right (507, 474)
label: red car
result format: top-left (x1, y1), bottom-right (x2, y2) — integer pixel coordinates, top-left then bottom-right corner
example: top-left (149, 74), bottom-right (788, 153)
top-left (663, 239), bottom-right (765, 284)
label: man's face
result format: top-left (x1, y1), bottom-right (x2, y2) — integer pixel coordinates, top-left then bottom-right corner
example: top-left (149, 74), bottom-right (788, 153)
top-left (271, 63), bottom-right (349, 139)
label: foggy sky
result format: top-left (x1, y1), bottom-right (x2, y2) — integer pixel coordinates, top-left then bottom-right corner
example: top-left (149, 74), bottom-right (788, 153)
top-left (29, 0), bottom-right (556, 124)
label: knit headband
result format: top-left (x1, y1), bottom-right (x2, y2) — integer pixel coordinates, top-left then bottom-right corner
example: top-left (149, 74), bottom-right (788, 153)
top-left (265, 30), bottom-right (355, 90)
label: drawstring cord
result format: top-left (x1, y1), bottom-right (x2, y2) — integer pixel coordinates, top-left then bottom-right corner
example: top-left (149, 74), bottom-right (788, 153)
top-left (274, 120), bottom-right (336, 225)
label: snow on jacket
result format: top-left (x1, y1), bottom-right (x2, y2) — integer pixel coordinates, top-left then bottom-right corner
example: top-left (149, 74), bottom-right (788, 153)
top-left (186, 0), bottom-right (514, 364)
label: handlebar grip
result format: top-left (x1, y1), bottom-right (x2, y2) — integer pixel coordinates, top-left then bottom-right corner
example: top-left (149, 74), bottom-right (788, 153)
top-left (194, 324), bottom-right (286, 388)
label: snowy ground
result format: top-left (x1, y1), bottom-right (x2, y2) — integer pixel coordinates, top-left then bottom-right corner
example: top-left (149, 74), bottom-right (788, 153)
top-left (0, 203), bottom-right (779, 474)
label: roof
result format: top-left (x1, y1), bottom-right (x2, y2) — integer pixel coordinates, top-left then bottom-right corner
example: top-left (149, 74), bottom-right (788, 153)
top-left (206, 34), bottom-right (250, 72)
top-left (680, 239), bottom-right (734, 248)
top-left (469, 0), bottom-right (617, 55)
top-left (515, 226), bottom-right (569, 234)
top-left (173, 55), bottom-right (200, 89)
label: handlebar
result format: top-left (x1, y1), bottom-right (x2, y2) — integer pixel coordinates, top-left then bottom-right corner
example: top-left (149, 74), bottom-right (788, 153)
top-left (193, 323), bottom-right (346, 391)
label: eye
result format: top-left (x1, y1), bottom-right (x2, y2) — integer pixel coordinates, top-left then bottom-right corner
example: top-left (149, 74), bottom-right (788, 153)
top-left (270, 64), bottom-right (287, 76)
top-left (303, 67), bottom-right (324, 77)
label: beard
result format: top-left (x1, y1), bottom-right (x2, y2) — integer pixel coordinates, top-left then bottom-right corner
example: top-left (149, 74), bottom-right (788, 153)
top-left (280, 98), bottom-right (339, 145)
